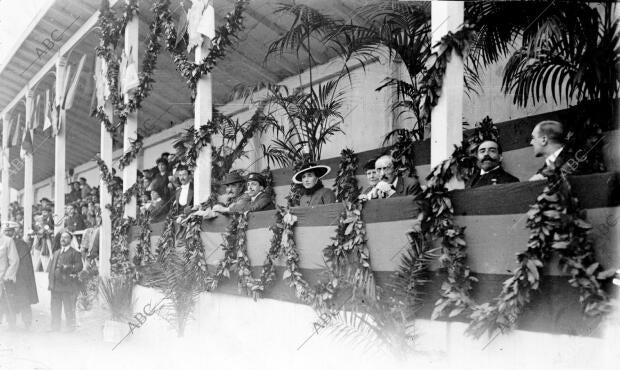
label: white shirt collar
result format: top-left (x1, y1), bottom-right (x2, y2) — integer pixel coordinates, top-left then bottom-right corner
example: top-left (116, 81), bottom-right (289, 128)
top-left (480, 165), bottom-right (500, 176)
top-left (251, 191), bottom-right (263, 202)
top-left (179, 183), bottom-right (191, 206)
top-left (546, 147), bottom-right (564, 168)
top-left (391, 176), bottom-right (399, 188)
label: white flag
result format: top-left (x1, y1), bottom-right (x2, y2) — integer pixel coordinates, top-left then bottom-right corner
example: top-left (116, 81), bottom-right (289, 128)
top-left (33, 94), bottom-right (42, 131)
top-left (43, 89), bottom-right (53, 131)
top-left (64, 54), bottom-right (87, 110)
top-left (197, 0), bottom-right (215, 39)
top-left (10, 113), bottom-right (22, 147)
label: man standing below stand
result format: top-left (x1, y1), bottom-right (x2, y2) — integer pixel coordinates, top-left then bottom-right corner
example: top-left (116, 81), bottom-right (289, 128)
top-left (0, 222), bottom-right (19, 330)
top-left (7, 223), bottom-right (38, 328)
top-left (48, 231), bottom-right (83, 332)
top-left (466, 140), bottom-right (519, 188)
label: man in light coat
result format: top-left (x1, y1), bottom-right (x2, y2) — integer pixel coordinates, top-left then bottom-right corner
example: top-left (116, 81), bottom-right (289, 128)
top-left (0, 221), bottom-right (20, 329)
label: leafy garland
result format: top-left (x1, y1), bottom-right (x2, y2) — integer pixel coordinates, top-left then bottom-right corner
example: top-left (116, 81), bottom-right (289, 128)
top-left (418, 26), bottom-right (476, 128)
top-left (160, 0), bottom-right (249, 99)
top-left (467, 168), bottom-right (614, 337)
top-left (181, 214), bottom-right (210, 291)
top-left (133, 210), bottom-right (153, 268)
top-left (423, 146), bottom-right (477, 320)
top-left (118, 136), bottom-right (144, 170)
top-left (333, 148), bottom-right (360, 203)
top-left (211, 213), bottom-right (246, 289)
top-left (94, 0), bottom-right (165, 134)
top-left (323, 201), bottom-right (376, 299)
top-left (279, 209), bottom-right (315, 303)
top-left (256, 207), bottom-right (285, 294)
top-left (110, 216), bottom-right (135, 278)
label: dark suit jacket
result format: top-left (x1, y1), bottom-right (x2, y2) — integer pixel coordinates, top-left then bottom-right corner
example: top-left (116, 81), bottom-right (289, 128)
top-left (391, 175), bottom-right (422, 198)
top-left (64, 214), bottom-right (85, 232)
top-left (174, 183), bottom-right (194, 212)
top-left (229, 191), bottom-right (275, 213)
top-left (537, 147), bottom-right (593, 177)
top-left (48, 247), bottom-right (83, 293)
top-left (466, 166), bottom-right (519, 188)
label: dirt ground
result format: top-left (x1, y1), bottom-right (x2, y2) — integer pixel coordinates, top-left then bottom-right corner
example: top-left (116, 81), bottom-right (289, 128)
top-left (1, 272), bottom-right (617, 370)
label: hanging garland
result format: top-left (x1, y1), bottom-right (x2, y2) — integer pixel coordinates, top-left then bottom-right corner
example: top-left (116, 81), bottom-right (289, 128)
top-left (155, 214), bottom-right (177, 263)
top-left (118, 136), bottom-right (144, 170)
top-left (280, 209), bottom-right (317, 303)
top-left (466, 168), bottom-right (614, 337)
top-left (255, 208), bottom-right (285, 296)
top-left (181, 214), bottom-right (210, 291)
top-left (133, 210), bottom-right (153, 268)
top-left (210, 212), bottom-right (246, 289)
top-left (419, 145), bottom-right (477, 320)
top-left (161, 0), bottom-right (249, 99)
top-left (95, 155), bottom-right (116, 194)
top-left (418, 26), bottom-right (476, 127)
top-left (94, 0), bottom-right (167, 134)
top-left (110, 216), bottom-right (135, 278)
top-left (323, 201), bottom-right (376, 299)
top-left (333, 148), bottom-right (360, 203)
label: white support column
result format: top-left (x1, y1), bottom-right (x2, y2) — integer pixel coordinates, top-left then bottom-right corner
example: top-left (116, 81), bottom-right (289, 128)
top-left (1, 113), bottom-right (10, 225)
top-left (23, 91), bottom-right (34, 238)
top-left (99, 102), bottom-right (113, 279)
top-left (122, 16), bottom-right (139, 218)
top-left (54, 56), bottom-right (67, 232)
top-left (430, 1), bottom-right (464, 172)
top-left (193, 2), bottom-right (214, 206)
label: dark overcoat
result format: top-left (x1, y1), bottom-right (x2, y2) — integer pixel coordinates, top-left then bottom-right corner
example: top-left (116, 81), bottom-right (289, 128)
top-left (13, 238), bottom-right (39, 308)
top-left (48, 247), bottom-right (83, 293)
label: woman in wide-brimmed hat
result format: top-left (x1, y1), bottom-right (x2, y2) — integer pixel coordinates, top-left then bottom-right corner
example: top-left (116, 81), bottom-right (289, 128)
top-left (292, 163), bottom-right (336, 207)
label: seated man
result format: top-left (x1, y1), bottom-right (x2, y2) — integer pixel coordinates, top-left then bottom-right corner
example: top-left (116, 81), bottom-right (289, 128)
top-left (358, 158), bottom-right (379, 201)
top-left (466, 140), bottom-right (519, 188)
top-left (218, 172), bottom-right (245, 206)
top-left (372, 155), bottom-right (422, 199)
top-left (529, 120), bottom-right (592, 180)
top-left (173, 165), bottom-right (194, 214)
top-left (213, 173), bottom-right (274, 214)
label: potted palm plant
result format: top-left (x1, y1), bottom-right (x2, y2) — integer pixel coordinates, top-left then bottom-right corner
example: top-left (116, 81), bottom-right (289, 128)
top-left (100, 276), bottom-right (134, 343)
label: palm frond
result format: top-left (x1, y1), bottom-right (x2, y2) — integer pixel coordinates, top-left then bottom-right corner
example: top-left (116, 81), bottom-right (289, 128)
top-left (99, 276), bottom-right (134, 321)
top-left (265, 3), bottom-right (342, 62)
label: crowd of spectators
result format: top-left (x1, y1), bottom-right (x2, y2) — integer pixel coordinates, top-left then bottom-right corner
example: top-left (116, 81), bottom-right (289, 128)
top-left (0, 119), bottom-right (596, 274)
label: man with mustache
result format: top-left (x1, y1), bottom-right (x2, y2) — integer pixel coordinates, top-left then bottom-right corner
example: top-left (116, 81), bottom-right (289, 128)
top-left (213, 172), bottom-right (274, 214)
top-left (372, 155), bottom-right (422, 199)
top-left (218, 172), bottom-right (246, 206)
top-left (467, 140), bottom-right (519, 188)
